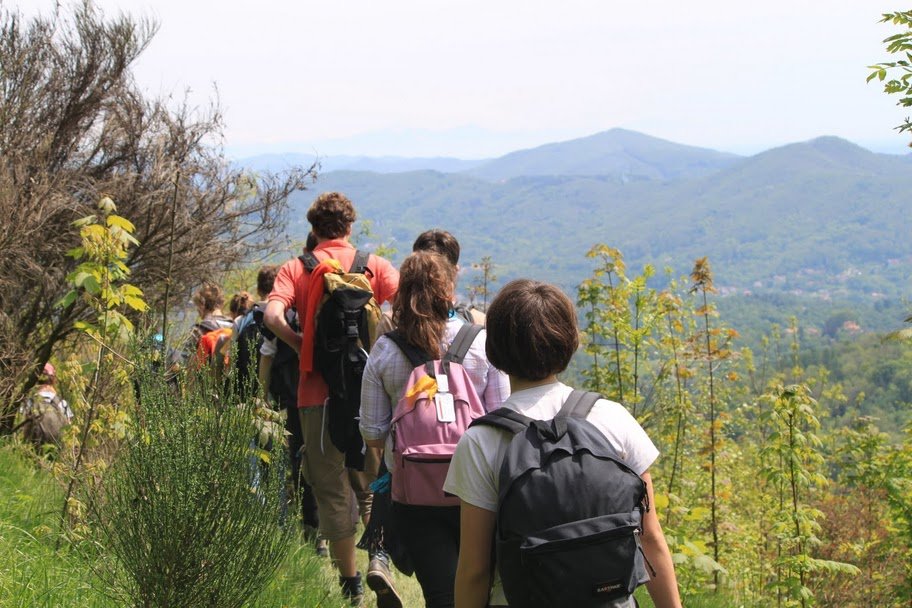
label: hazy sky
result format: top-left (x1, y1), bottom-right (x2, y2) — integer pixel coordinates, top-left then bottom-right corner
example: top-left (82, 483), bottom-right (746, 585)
top-left (19, 0), bottom-right (911, 158)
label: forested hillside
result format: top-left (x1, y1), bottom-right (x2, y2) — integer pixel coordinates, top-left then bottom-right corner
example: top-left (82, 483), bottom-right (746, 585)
top-left (280, 132), bottom-right (911, 308)
top-left (262, 131), bottom-right (912, 378)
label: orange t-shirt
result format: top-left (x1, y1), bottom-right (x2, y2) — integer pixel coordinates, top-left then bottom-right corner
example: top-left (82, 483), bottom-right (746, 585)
top-left (267, 239), bottom-right (399, 407)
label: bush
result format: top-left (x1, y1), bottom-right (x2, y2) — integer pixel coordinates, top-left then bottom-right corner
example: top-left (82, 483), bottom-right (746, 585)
top-left (88, 364), bottom-right (293, 608)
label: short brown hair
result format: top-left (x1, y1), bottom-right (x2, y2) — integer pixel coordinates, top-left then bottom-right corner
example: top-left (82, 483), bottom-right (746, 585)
top-left (192, 282), bottom-right (224, 314)
top-left (306, 192), bottom-right (356, 240)
top-left (257, 265), bottom-right (279, 299)
top-left (485, 279), bottom-right (579, 381)
top-left (413, 229), bottom-right (460, 266)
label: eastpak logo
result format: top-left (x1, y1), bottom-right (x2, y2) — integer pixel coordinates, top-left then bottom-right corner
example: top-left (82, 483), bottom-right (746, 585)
top-left (593, 580), bottom-right (625, 596)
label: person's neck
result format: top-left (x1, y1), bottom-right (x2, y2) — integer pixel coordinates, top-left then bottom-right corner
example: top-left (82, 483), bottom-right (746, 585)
top-left (315, 233), bottom-right (350, 245)
top-left (510, 374), bottom-right (559, 393)
top-left (208, 308), bottom-right (224, 318)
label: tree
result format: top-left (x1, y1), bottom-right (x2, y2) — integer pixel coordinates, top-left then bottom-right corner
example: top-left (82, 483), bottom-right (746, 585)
top-left (468, 255), bottom-right (498, 311)
top-left (868, 11), bottom-right (912, 143)
top-left (0, 2), bottom-right (314, 431)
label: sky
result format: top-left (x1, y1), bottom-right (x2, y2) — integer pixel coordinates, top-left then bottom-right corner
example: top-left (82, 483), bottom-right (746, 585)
top-left (18, 0), bottom-right (912, 159)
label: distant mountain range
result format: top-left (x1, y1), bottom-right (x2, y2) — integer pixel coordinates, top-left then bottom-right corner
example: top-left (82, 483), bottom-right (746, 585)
top-left (239, 153), bottom-right (485, 174)
top-left (245, 129), bottom-right (912, 308)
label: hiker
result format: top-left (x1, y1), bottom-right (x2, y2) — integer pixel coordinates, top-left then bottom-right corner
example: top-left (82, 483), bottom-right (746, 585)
top-left (264, 192), bottom-right (400, 607)
top-left (444, 280), bottom-right (682, 608)
top-left (231, 288), bottom-right (262, 400)
top-left (254, 263), bottom-right (325, 556)
top-left (229, 291), bottom-right (255, 323)
top-left (360, 251), bottom-right (509, 608)
top-left (181, 282), bottom-right (234, 371)
top-left (19, 362), bottom-right (73, 448)
top-left (377, 229), bottom-right (484, 335)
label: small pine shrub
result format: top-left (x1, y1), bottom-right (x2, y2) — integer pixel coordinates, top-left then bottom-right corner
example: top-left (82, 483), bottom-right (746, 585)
top-left (88, 362), bottom-right (293, 608)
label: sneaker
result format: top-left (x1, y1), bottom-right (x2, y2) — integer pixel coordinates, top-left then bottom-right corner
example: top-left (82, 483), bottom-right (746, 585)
top-left (339, 572), bottom-right (363, 607)
top-left (315, 537), bottom-right (329, 558)
top-left (366, 552), bottom-right (402, 608)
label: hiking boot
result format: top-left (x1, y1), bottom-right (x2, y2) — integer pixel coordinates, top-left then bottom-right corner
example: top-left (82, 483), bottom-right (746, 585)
top-left (339, 572), bottom-right (363, 607)
top-left (315, 536), bottom-right (329, 558)
top-left (366, 552), bottom-right (402, 608)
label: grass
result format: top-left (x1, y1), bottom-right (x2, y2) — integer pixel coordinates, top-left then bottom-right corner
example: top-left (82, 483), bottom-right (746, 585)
top-left (0, 438), bottom-right (421, 608)
top-left (1, 439), bottom-right (745, 607)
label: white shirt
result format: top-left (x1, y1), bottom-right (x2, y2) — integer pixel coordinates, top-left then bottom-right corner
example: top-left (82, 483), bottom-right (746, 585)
top-left (360, 317), bottom-right (510, 469)
top-left (443, 381), bottom-right (659, 606)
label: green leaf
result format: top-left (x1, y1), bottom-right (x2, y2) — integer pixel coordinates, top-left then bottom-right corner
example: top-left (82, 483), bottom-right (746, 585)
top-left (56, 291), bottom-right (78, 309)
top-left (72, 215), bottom-right (97, 228)
top-left (73, 320), bottom-right (95, 333)
top-left (66, 247), bottom-right (86, 259)
top-left (83, 274), bottom-right (101, 296)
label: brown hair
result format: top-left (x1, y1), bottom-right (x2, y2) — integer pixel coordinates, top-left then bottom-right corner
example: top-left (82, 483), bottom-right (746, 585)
top-left (305, 231), bottom-right (318, 252)
top-left (392, 252), bottom-right (456, 358)
top-left (256, 265), bottom-right (279, 299)
top-left (413, 229), bottom-right (460, 266)
top-left (306, 192), bottom-right (357, 240)
top-left (485, 279), bottom-right (579, 381)
top-left (192, 282), bottom-right (224, 314)
top-left (229, 291), bottom-right (254, 317)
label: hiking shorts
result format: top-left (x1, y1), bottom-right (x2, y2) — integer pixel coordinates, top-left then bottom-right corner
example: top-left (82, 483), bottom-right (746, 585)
top-left (298, 406), bottom-right (380, 542)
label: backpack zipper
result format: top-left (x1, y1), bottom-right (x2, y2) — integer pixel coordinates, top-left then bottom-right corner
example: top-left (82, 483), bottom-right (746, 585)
top-left (522, 523), bottom-right (639, 555)
top-left (403, 455), bottom-right (454, 464)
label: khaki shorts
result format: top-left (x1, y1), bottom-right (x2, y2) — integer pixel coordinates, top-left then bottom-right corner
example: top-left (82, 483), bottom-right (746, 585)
top-left (298, 406), bottom-right (381, 542)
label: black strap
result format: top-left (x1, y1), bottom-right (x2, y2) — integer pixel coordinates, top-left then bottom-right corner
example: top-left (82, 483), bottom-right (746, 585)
top-left (299, 250), bottom-right (371, 275)
top-left (299, 251), bottom-right (319, 272)
top-left (557, 390), bottom-right (602, 419)
top-left (469, 407), bottom-right (534, 434)
top-left (384, 330), bottom-right (431, 368)
top-left (443, 324), bottom-right (482, 366)
top-left (350, 250), bottom-right (370, 275)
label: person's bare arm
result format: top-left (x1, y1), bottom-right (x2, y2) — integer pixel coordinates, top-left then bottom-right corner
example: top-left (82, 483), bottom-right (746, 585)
top-left (257, 353), bottom-right (274, 401)
top-left (263, 300), bottom-right (301, 354)
top-left (455, 501), bottom-right (496, 608)
top-left (640, 471), bottom-right (683, 608)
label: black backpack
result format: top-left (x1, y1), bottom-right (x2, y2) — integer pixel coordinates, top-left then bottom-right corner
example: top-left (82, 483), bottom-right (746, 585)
top-left (233, 308), bottom-right (262, 400)
top-left (300, 250), bottom-right (380, 470)
top-left (257, 307), bottom-right (301, 410)
top-left (470, 390), bottom-right (652, 608)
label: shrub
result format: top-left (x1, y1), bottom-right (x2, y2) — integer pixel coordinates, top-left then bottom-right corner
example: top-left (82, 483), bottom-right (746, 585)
top-left (88, 363), bottom-right (292, 608)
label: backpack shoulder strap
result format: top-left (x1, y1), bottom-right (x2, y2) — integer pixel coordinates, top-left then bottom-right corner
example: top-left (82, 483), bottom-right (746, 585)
top-left (299, 251), bottom-right (320, 272)
top-left (557, 389), bottom-right (602, 419)
top-left (454, 303), bottom-right (474, 324)
top-left (46, 392), bottom-right (63, 411)
top-left (443, 323), bottom-right (482, 365)
top-left (350, 250), bottom-right (370, 275)
top-left (197, 318), bottom-right (222, 333)
top-left (385, 330), bottom-right (431, 368)
top-left (470, 407), bottom-right (533, 434)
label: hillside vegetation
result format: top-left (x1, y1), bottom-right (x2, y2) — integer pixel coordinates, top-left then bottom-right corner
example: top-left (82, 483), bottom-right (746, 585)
top-left (274, 131), bottom-right (911, 311)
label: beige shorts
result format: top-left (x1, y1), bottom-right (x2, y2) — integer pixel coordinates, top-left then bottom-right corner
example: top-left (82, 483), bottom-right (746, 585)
top-left (298, 406), bottom-right (381, 542)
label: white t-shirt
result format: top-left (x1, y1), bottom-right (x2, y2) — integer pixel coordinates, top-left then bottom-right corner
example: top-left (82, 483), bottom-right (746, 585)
top-left (443, 381), bottom-right (659, 606)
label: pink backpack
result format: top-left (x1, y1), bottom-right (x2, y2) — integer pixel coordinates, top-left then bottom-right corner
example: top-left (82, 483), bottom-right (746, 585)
top-left (387, 324), bottom-right (486, 506)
